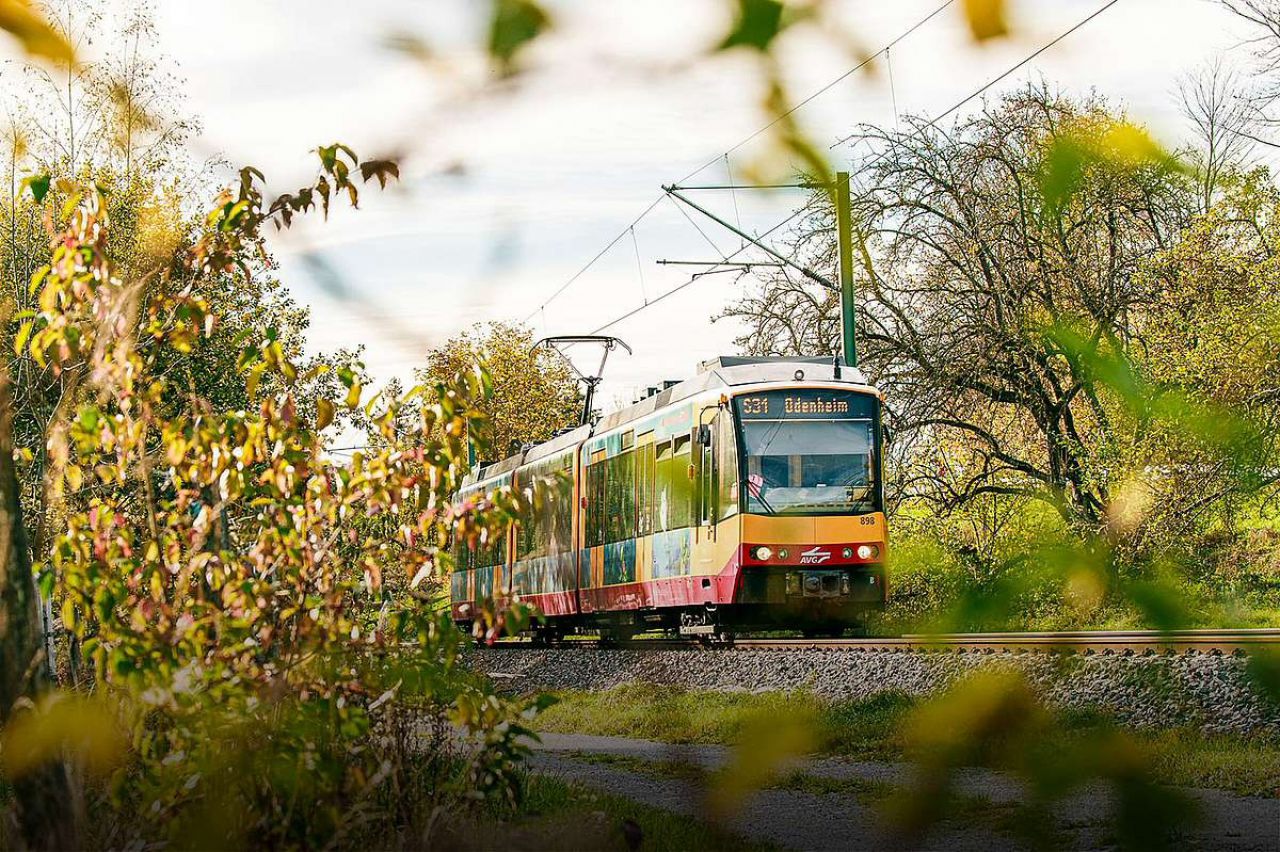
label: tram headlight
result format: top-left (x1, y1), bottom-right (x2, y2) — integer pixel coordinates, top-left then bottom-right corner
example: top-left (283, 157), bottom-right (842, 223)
top-left (752, 546), bottom-right (773, 561)
top-left (856, 544), bottom-right (879, 560)
top-left (841, 547), bottom-right (854, 559)
top-left (778, 548), bottom-right (789, 560)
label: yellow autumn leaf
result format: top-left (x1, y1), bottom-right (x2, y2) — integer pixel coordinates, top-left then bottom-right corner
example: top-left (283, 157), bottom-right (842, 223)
top-left (1103, 121), bottom-right (1167, 165)
top-left (1, 696), bottom-right (126, 779)
top-left (0, 1), bottom-right (74, 65)
top-left (316, 398), bottom-right (335, 431)
top-left (962, 0), bottom-right (1009, 42)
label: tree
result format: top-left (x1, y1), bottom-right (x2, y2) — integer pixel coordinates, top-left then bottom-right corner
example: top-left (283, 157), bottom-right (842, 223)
top-left (725, 86), bottom-right (1198, 529)
top-left (0, 4), bottom-right (322, 584)
top-left (0, 350), bottom-right (77, 852)
top-left (1179, 58), bottom-right (1257, 212)
top-left (1220, 1), bottom-right (1280, 132)
top-left (1128, 169), bottom-right (1280, 540)
top-left (417, 322), bottom-right (581, 459)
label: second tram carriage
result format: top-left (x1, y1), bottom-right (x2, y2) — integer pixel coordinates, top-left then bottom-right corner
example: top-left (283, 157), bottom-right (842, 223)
top-left (450, 355), bottom-right (888, 639)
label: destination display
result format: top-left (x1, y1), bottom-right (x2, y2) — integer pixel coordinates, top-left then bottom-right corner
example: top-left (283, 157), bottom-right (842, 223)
top-left (734, 389), bottom-right (877, 420)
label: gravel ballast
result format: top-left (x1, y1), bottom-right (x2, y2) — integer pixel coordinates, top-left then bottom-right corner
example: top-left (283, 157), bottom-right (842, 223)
top-left (468, 646), bottom-right (1280, 735)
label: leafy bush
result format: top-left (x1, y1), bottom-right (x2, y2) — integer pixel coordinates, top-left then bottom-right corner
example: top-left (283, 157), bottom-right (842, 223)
top-left (0, 148), bottom-right (551, 849)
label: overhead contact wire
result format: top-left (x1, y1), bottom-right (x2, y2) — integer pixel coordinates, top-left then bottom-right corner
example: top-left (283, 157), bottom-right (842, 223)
top-left (524, 0), bottom-right (957, 320)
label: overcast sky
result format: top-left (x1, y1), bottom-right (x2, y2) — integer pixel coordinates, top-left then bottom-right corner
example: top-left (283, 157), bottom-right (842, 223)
top-left (135, 0), bottom-right (1254, 411)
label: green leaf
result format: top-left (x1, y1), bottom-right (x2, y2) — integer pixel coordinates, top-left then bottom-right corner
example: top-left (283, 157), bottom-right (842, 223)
top-left (718, 0), bottom-right (786, 52)
top-left (1246, 650), bottom-right (1280, 705)
top-left (78, 407), bottom-right (99, 432)
top-left (318, 144), bottom-right (337, 172)
top-left (489, 0), bottom-right (550, 73)
top-left (1039, 136), bottom-right (1088, 211)
top-left (22, 173), bottom-right (50, 203)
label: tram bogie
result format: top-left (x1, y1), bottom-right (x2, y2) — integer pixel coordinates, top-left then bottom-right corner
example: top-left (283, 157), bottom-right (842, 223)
top-left (450, 356), bottom-right (888, 639)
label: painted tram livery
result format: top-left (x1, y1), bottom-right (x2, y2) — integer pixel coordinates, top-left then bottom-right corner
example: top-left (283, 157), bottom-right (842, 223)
top-left (450, 356), bottom-right (888, 639)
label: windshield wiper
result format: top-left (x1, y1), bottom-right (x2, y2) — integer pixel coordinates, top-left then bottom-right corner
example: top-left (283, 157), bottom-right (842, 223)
top-left (751, 488), bottom-right (778, 516)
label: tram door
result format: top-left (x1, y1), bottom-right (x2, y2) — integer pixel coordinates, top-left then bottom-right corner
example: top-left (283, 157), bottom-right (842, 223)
top-left (693, 407), bottom-right (741, 579)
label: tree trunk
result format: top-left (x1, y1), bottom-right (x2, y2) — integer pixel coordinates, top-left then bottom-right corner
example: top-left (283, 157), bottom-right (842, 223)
top-left (0, 355), bottom-right (77, 850)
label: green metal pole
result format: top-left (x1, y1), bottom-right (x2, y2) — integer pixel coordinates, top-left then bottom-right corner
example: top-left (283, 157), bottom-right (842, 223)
top-left (836, 171), bottom-right (857, 367)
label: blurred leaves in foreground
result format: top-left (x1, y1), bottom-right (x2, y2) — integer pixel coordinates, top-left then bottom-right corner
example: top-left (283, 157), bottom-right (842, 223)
top-left (962, 0), bottom-right (1010, 42)
top-left (0, 1), bottom-right (73, 65)
top-left (707, 704), bottom-right (817, 819)
top-left (890, 670), bottom-right (1198, 850)
top-left (0, 694), bottom-right (125, 781)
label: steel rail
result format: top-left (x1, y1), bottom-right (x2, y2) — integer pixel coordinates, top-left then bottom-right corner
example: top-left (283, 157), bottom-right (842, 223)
top-left (488, 629), bottom-right (1280, 655)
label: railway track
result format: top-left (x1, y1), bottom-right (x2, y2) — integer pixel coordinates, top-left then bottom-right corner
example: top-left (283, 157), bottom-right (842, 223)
top-left (489, 628), bottom-right (1280, 655)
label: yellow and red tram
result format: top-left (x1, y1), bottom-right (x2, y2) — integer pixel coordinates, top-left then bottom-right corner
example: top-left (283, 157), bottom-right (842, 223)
top-left (450, 356), bottom-right (888, 639)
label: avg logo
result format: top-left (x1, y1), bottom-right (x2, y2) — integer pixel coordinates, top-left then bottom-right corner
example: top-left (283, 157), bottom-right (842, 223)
top-left (799, 546), bottom-right (831, 565)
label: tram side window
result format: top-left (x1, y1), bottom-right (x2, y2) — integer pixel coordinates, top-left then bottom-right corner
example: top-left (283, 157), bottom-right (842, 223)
top-left (516, 486), bottom-right (538, 560)
top-left (474, 528), bottom-right (506, 568)
top-left (514, 457), bottom-right (575, 560)
top-left (605, 450), bottom-right (636, 543)
top-left (454, 490), bottom-right (487, 572)
top-left (585, 459), bottom-right (606, 547)
top-left (453, 533), bottom-right (471, 573)
top-left (549, 464), bottom-right (573, 555)
top-left (675, 435), bottom-right (694, 529)
top-left (637, 441), bottom-right (656, 536)
top-left (653, 440), bottom-right (673, 532)
top-left (654, 435), bottom-right (693, 532)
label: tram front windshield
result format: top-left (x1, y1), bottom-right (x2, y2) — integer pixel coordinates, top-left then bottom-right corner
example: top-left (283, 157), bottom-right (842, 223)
top-left (735, 389), bottom-right (878, 515)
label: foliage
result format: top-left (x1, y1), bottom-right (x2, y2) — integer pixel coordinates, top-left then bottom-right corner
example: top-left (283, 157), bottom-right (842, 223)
top-left (417, 321), bottom-right (581, 461)
top-left (0, 1), bottom-right (1272, 848)
top-left (891, 670), bottom-right (1196, 849)
top-left (728, 86), bottom-right (1205, 531)
top-left (0, 142), bottom-right (558, 848)
top-left (0, 8), bottom-right (342, 619)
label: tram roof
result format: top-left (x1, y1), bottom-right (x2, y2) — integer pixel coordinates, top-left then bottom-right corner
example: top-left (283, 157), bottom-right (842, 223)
top-left (463, 356), bottom-right (872, 487)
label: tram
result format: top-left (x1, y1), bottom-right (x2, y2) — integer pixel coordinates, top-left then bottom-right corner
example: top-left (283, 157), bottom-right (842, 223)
top-left (449, 355), bottom-right (888, 639)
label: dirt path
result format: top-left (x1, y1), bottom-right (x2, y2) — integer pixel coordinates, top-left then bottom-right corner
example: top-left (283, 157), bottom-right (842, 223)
top-left (527, 732), bottom-right (1280, 851)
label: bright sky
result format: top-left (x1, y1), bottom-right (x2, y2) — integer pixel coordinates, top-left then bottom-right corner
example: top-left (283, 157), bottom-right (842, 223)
top-left (143, 0), bottom-right (1251, 412)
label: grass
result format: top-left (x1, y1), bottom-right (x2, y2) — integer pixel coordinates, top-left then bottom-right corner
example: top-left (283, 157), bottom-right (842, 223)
top-left (534, 683), bottom-right (1280, 797)
top-left (1133, 727), bottom-right (1280, 796)
top-left (569, 752), bottom-right (894, 800)
top-left (574, 752), bottom-right (710, 783)
top-left (535, 682), bottom-right (912, 761)
top-left (469, 771), bottom-right (779, 851)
